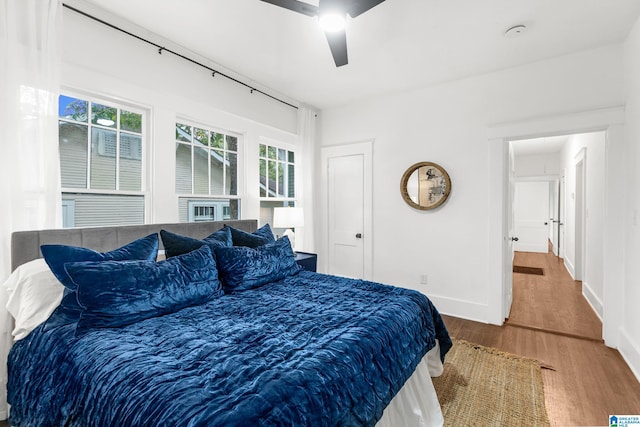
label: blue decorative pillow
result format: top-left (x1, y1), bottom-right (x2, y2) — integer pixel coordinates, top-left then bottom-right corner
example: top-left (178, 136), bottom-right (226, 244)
top-left (41, 233), bottom-right (159, 291)
top-left (227, 223), bottom-right (275, 248)
top-left (41, 234), bottom-right (160, 331)
top-left (160, 227), bottom-right (232, 258)
top-left (42, 292), bottom-right (83, 330)
top-left (215, 236), bottom-right (300, 292)
top-left (65, 245), bottom-right (222, 334)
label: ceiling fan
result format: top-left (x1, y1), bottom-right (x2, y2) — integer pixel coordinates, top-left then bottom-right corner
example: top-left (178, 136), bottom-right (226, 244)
top-left (260, 0), bottom-right (386, 67)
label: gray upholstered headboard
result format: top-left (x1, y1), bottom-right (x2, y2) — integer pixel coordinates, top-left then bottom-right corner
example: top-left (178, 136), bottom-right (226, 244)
top-left (11, 220), bottom-right (258, 272)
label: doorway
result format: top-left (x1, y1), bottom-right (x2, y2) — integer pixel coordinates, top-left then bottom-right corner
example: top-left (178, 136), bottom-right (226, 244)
top-left (487, 107), bottom-right (624, 345)
top-left (506, 132), bottom-right (605, 340)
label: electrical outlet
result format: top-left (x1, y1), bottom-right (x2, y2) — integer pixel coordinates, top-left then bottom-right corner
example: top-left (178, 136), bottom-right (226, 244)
top-left (420, 274), bottom-right (428, 285)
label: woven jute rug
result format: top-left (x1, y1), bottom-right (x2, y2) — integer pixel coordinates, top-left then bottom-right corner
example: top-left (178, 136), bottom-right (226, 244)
top-left (432, 339), bottom-right (550, 427)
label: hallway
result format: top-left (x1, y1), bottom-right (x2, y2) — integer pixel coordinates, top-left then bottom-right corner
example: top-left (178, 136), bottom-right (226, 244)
top-left (507, 248), bottom-right (602, 341)
top-left (443, 246), bottom-right (640, 425)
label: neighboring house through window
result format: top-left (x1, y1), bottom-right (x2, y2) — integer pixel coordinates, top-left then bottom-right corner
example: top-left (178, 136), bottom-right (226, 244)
top-left (175, 122), bottom-right (240, 222)
top-left (259, 141), bottom-right (296, 236)
top-left (58, 94), bottom-right (146, 227)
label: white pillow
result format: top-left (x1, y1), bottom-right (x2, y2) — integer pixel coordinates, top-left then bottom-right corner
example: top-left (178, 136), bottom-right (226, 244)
top-left (3, 258), bottom-right (64, 340)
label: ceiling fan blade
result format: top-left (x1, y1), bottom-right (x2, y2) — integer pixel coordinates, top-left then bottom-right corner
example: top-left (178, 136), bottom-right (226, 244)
top-left (325, 30), bottom-right (348, 67)
top-left (346, 0), bottom-right (386, 17)
top-left (260, 0), bottom-right (318, 17)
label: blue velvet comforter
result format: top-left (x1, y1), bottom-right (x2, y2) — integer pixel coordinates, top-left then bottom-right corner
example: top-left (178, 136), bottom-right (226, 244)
top-left (8, 271), bottom-right (451, 427)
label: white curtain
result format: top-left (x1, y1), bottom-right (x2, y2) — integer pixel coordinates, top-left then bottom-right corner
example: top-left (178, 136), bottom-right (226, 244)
top-left (0, 0), bottom-right (62, 419)
top-left (297, 106), bottom-right (318, 253)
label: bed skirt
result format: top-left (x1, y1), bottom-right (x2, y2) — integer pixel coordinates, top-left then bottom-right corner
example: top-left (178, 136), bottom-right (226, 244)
top-left (377, 340), bottom-right (444, 427)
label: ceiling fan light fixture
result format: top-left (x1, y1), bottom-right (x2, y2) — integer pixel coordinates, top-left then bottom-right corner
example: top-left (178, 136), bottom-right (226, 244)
top-left (260, 0), bottom-right (387, 66)
top-left (318, 12), bottom-right (346, 32)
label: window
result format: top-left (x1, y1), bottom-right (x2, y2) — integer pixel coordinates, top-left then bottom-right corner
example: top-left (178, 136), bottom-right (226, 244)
top-left (61, 199), bottom-right (75, 228)
top-left (187, 199), bottom-right (233, 222)
top-left (175, 122), bottom-right (240, 222)
top-left (259, 142), bottom-right (296, 234)
top-left (58, 94), bottom-right (146, 227)
top-left (259, 143), bottom-right (295, 198)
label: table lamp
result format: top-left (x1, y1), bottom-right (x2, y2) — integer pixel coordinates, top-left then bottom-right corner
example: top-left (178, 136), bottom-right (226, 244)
top-left (273, 207), bottom-right (304, 251)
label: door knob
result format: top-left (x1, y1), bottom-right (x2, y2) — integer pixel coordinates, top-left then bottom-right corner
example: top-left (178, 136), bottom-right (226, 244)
top-left (355, 233), bottom-right (362, 239)
top-left (511, 237), bottom-right (519, 242)
top-left (544, 222), bottom-right (548, 225)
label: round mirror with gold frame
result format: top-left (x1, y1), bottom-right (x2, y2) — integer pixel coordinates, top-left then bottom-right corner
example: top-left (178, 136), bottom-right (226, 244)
top-left (400, 162), bottom-right (451, 210)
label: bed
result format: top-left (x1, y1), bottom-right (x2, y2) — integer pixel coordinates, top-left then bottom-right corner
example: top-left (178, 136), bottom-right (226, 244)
top-left (0, 220), bottom-right (452, 426)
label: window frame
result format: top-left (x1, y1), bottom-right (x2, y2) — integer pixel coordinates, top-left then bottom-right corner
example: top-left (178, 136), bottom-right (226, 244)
top-left (58, 91), bottom-right (148, 195)
top-left (258, 139), bottom-right (297, 202)
top-left (258, 139), bottom-right (298, 232)
top-left (58, 90), bottom-right (150, 226)
top-left (175, 119), bottom-right (243, 223)
top-left (174, 119), bottom-right (242, 199)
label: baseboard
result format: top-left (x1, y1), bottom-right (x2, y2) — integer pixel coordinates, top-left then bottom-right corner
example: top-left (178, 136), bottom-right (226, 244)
top-left (564, 257), bottom-right (576, 279)
top-left (581, 281), bottom-right (603, 320)
top-left (619, 328), bottom-right (640, 384)
top-left (425, 294), bottom-right (492, 325)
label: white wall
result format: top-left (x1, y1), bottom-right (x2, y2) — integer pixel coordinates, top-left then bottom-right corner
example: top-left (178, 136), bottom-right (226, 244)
top-left (514, 153), bottom-right (561, 178)
top-left (61, 7), bottom-right (300, 224)
top-left (559, 132), bottom-right (606, 318)
top-left (620, 14), bottom-right (640, 381)
top-left (320, 45), bottom-right (625, 324)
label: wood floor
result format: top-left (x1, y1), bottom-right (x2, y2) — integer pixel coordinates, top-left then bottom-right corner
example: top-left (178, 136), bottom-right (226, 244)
top-left (509, 248), bottom-right (603, 341)
top-left (445, 248), bottom-right (640, 426)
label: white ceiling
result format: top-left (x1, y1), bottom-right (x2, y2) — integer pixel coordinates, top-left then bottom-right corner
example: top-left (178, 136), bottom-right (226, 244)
top-left (72, 0), bottom-right (640, 109)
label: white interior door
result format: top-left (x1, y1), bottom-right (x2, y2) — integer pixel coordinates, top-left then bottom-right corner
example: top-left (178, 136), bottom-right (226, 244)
top-left (321, 142), bottom-right (373, 280)
top-left (559, 173), bottom-right (566, 259)
top-left (575, 152), bottom-right (586, 280)
top-left (514, 181), bottom-right (550, 253)
top-left (551, 180), bottom-right (560, 256)
top-left (503, 144), bottom-right (516, 319)
top-left (328, 155), bottom-right (364, 278)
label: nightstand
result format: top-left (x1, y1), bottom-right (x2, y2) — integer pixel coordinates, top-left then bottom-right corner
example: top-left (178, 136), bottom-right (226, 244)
top-left (295, 252), bottom-right (317, 272)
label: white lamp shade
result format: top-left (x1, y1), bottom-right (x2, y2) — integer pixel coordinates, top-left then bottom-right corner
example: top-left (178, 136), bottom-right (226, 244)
top-left (272, 207), bottom-right (304, 229)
